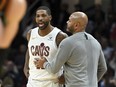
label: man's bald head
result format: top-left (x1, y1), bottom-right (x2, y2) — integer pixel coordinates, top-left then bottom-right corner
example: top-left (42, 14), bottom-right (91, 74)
top-left (70, 12), bottom-right (88, 31)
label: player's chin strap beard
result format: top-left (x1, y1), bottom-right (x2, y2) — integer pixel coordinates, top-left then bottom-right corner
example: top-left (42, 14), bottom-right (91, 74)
top-left (39, 27), bottom-right (45, 30)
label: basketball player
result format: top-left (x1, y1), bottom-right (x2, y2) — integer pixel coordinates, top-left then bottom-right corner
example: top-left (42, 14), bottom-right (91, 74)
top-left (0, 0), bottom-right (27, 48)
top-left (36, 12), bottom-right (107, 87)
top-left (23, 6), bottom-right (68, 87)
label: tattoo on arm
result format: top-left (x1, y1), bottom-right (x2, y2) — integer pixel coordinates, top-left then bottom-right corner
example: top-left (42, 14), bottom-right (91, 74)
top-left (56, 32), bottom-right (68, 47)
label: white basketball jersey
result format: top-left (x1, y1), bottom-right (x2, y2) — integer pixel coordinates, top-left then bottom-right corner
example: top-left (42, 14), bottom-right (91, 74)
top-left (28, 27), bottom-right (62, 81)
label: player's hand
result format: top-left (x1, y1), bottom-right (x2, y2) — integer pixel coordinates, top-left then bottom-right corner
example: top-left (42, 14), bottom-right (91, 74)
top-left (34, 57), bottom-right (47, 69)
top-left (58, 74), bottom-right (65, 84)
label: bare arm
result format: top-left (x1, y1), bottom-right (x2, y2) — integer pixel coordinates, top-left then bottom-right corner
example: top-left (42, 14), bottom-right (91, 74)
top-left (23, 29), bottom-right (31, 78)
top-left (24, 49), bottom-right (30, 78)
top-left (0, 0), bottom-right (27, 48)
top-left (56, 31), bottom-right (68, 47)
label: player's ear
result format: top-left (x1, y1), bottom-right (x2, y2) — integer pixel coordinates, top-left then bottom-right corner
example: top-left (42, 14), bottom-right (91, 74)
top-left (49, 15), bottom-right (52, 21)
top-left (35, 16), bottom-right (37, 23)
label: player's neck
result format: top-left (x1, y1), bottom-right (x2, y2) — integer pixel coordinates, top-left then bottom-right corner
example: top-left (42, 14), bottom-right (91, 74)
top-left (38, 25), bottom-right (54, 36)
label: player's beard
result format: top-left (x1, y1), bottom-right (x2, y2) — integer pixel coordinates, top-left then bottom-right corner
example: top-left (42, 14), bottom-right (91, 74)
top-left (38, 21), bottom-right (49, 30)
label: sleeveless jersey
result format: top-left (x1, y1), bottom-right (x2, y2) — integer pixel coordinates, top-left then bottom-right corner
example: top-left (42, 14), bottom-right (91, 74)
top-left (28, 27), bottom-right (62, 81)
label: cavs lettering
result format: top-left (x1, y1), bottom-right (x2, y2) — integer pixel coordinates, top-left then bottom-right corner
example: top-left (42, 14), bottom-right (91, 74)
top-left (30, 43), bottom-right (50, 56)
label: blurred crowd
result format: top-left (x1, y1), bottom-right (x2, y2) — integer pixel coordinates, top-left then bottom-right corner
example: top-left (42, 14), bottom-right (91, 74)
top-left (0, 0), bottom-right (116, 87)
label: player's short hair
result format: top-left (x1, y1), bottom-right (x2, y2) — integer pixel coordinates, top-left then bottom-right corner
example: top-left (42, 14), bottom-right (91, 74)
top-left (36, 6), bottom-right (51, 15)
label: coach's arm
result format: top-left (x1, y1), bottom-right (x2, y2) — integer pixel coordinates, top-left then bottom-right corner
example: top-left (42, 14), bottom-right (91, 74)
top-left (97, 49), bottom-right (107, 81)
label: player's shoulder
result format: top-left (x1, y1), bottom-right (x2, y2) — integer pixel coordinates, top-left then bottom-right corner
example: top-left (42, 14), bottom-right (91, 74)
top-left (56, 29), bottom-right (68, 47)
top-left (26, 29), bottom-right (32, 41)
top-left (26, 27), bottom-right (39, 40)
top-left (58, 31), bottom-right (68, 38)
top-left (54, 27), bottom-right (68, 41)
top-left (26, 27), bottom-right (37, 41)
top-left (56, 27), bottom-right (68, 41)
